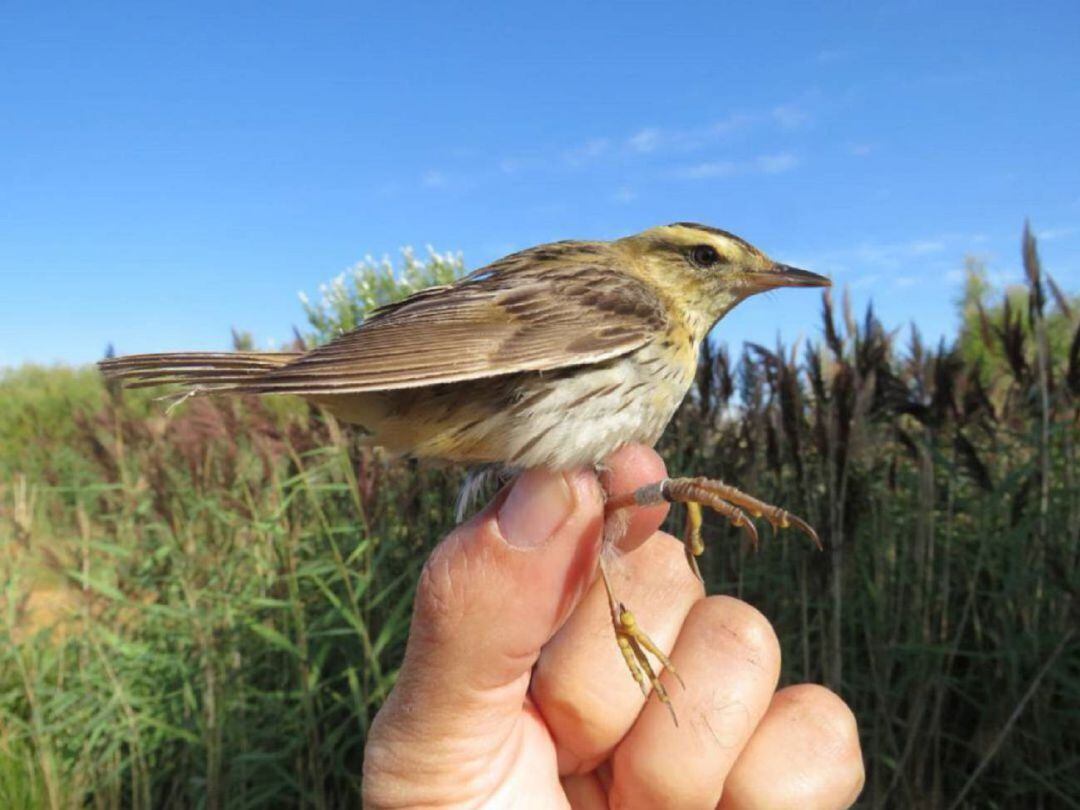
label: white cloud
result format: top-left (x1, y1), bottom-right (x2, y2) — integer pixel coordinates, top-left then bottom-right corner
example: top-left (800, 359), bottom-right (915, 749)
top-left (611, 186), bottom-right (638, 204)
top-left (757, 152), bottom-right (799, 174)
top-left (712, 113), bottom-right (754, 135)
top-left (627, 128), bottom-right (661, 153)
top-left (673, 160), bottom-right (738, 180)
top-left (847, 238), bottom-right (945, 267)
top-left (555, 101), bottom-right (802, 170)
top-left (564, 137), bottom-right (610, 165)
top-left (1037, 225), bottom-right (1077, 241)
top-left (798, 233), bottom-right (993, 290)
top-left (497, 157), bottom-right (521, 175)
top-left (848, 143), bottom-right (874, 157)
top-left (772, 104), bottom-right (810, 129)
top-left (459, 98), bottom-right (815, 184)
top-left (621, 115), bottom-right (755, 157)
top-left (907, 239), bottom-right (946, 255)
top-left (421, 169), bottom-right (447, 188)
top-left (815, 48), bottom-right (847, 64)
top-left (674, 152), bottom-right (800, 180)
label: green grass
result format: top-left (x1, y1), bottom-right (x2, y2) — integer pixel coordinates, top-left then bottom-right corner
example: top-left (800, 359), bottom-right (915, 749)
top-left (1, 230), bottom-right (1077, 808)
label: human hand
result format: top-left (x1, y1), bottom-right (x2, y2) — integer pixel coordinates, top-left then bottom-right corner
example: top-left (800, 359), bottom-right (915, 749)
top-left (362, 445), bottom-right (864, 808)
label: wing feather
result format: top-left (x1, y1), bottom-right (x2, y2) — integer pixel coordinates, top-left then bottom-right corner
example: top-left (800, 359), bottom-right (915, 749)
top-left (241, 248), bottom-right (666, 395)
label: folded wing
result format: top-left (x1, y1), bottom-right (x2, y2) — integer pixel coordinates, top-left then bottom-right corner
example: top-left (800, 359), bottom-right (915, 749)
top-left (240, 257), bottom-right (667, 395)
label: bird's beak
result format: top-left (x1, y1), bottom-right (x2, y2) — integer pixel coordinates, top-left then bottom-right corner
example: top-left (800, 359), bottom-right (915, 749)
top-left (752, 262), bottom-right (832, 290)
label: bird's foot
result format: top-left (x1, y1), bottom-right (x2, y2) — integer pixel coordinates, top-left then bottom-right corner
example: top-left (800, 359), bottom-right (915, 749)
top-left (599, 558), bottom-right (684, 725)
top-left (607, 476), bottom-right (822, 578)
top-left (598, 477), bottom-right (818, 724)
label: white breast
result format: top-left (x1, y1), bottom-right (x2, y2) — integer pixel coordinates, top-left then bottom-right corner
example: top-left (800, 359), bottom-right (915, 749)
top-left (498, 344), bottom-right (696, 470)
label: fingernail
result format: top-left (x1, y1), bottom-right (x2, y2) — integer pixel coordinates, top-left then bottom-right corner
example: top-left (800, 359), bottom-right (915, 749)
top-left (498, 468), bottom-right (574, 548)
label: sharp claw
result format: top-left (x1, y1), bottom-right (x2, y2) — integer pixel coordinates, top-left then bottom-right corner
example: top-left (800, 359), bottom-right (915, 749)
top-left (686, 548), bottom-right (703, 583)
top-left (740, 516), bottom-right (759, 551)
top-left (786, 513), bottom-right (824, 550)
top-left (669, 662), bottom-right (686, 691)
top-left (666, 700), bottom-right (680, 727)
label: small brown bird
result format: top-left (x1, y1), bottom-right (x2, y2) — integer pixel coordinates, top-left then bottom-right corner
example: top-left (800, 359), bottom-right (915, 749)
top-left (101, 222), bottom-right (830, 720)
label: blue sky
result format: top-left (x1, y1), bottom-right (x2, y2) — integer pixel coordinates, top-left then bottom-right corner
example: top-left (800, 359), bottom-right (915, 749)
top-left (2, 1), bottom-right (1078, 367)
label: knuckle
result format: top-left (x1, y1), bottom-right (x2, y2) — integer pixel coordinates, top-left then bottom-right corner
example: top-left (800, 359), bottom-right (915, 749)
top-left (777, 683), bottom-right (864, 764)
top-left (690, 595), bottom-right (781, 668)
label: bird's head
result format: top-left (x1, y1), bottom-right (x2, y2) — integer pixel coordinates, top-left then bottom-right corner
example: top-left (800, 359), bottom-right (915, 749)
top-left (617, 222), bottom-right (830, 332)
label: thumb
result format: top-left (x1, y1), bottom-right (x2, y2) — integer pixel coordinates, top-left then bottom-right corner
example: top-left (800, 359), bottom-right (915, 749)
top-left (380, 467), bottom-right (603, 737)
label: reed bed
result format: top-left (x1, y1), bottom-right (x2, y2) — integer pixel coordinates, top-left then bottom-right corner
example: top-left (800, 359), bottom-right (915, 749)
top-left (1, 231), bottom-right (1076, 808)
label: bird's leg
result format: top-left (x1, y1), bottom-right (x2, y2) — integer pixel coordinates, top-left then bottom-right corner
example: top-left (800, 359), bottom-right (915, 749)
top-left (598, 554), bottom-right (683, 725)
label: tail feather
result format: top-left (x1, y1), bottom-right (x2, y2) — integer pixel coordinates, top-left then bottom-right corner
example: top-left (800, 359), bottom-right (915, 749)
top-left (99, 351), bottom-right (303, 392)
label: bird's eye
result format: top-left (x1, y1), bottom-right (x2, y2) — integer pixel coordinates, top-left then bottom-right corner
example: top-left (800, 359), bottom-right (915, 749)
top-left (689, 244), bottom-right (722, 268)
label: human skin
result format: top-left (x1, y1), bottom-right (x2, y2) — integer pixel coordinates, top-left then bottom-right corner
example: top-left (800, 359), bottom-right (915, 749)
top-left (362, 445), bottom-right (865, 809)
